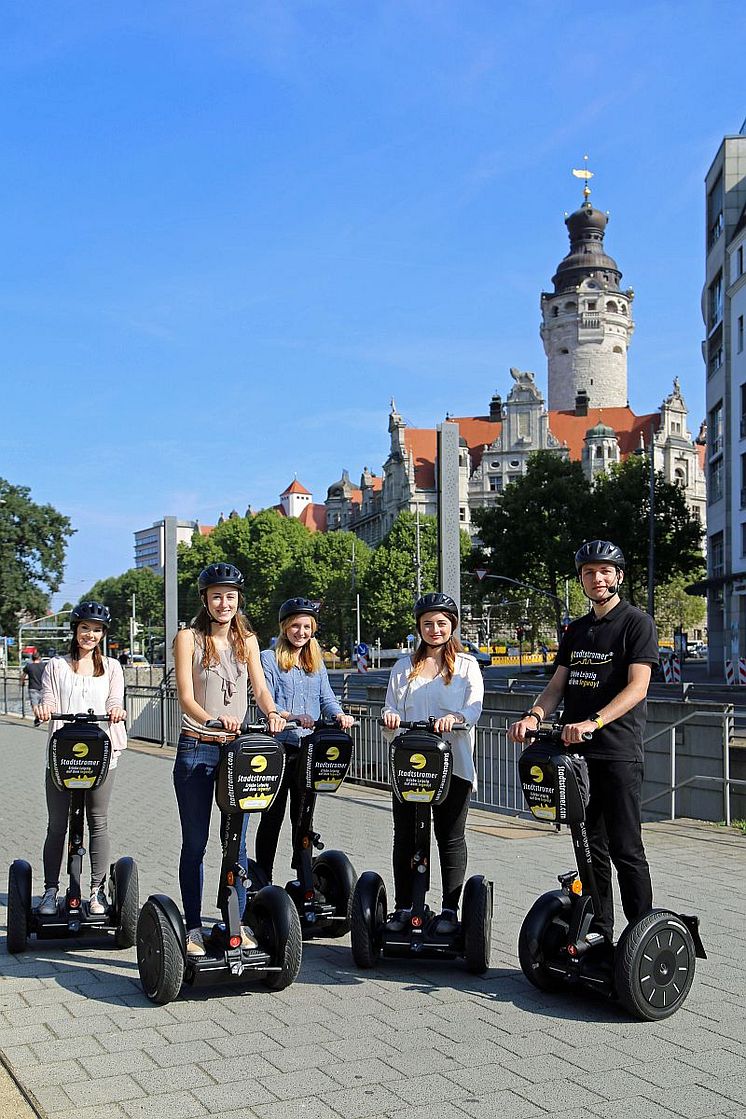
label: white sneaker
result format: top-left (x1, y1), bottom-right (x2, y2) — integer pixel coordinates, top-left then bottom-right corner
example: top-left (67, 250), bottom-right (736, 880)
top-left (241, 924), bottom-right (258, 949)
top-left (38, 888), bottom-right (58, 915)
top-left (186, 928), bottom-right (206, 957)
top-left (89, 888), bottom-right (107, 915)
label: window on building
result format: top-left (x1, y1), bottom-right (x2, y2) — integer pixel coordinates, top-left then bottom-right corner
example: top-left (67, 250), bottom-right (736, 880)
top-left (708, 457), bottom-right (723, 502)
top-left (707, 172), bottom-right (724, 249)
top-left (742, 522), bottom-right (746, 557)
top-left (710, 531), bottom-right (724, 577)
top-left (613, 345), bottom-right (623, 354)
top-left (738, 244), bottom-right (744, 278)
top-left (672, 421), bottom-right (681, 433)
top-left (708, 335), bottom-right (724, 378)
top-left (459, 507), bottom-right (466, 521)
top-left (587, 301), bottom-right (597, 310)
top-left (488, 475), bottom-right (502, 492)
top-left (606, 300), bottom-right (618, 312)
top-left (708, 271), bottom-right (723, 330)
top-left (709, 400), bottom-right (723, 456)
top-left (738, 315), bottom-right (744, 354)
top-left (741, 454), bottom-right (746, 508)
top-left (741, 384), bottom-right (746, 438)
top-left (563, 301), bottom-right (576, 312)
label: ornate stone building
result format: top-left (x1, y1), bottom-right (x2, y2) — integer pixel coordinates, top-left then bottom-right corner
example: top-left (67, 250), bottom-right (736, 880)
top-left (324, 185), bottom-right (706, 546)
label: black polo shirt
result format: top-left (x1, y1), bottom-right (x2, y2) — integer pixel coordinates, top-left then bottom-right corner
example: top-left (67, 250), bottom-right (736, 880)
top-left (555, 599), bottom-right (658, 761)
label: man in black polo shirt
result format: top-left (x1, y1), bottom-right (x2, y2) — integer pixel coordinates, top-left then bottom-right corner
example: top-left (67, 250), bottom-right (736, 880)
top-left (509, 540), bottom-right (659, 940)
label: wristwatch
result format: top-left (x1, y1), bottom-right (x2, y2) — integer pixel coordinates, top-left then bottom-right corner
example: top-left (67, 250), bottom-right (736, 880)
top-left (589, 712), bottom-right (604, 729)
top-left (521, 709), bottom-right (542, 726)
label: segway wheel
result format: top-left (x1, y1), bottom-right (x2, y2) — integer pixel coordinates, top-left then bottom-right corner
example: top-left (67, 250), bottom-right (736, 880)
top-left (136, 900), bottom-right (184, 1005)
top-left (111, 857), bottom-right (139, 949)
top-left (462, 874), bottom-right (492, 974)
top-left (7, 860), bottom-right (32, 954)
top-left (350, 871), bottom-right (386, 968)
top-left (614, 909), bottom-right (697, 1021)
top-left (313, 850), bottom-right (358, 938)
top-left (518, 891), bottom-right (570, 993)
top-left (248, 886), bottom-right (302, 991)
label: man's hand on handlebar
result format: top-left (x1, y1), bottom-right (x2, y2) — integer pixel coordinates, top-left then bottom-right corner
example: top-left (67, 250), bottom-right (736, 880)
top-left (508, 716), bottom-right (539, 744)
top-left (560, 720), bottom-right (597, 744)
top-left (266, 711), bottom-right (287, 735)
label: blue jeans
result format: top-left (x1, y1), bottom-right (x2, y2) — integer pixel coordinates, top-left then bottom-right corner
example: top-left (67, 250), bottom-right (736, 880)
top-left (172, 735), bottom-right (249, 931)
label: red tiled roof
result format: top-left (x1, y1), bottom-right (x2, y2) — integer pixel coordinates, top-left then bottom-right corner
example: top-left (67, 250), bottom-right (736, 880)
top-left (198, 524), bottom-right (215, 536)
top-left (548, 407), bottom-right (660, 459)
top-left (281, 479), bottom-right (311, 496)
top-left (299, 503), bottom-right (327, 533)
top-left (404, 429), bottom-right (438, 489)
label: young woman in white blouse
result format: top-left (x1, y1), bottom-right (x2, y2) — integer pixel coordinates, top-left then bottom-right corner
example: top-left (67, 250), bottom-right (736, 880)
top-left (382, 592), bottom-right (484, 935)
top-left (37, 601), bottom-right (127, 916)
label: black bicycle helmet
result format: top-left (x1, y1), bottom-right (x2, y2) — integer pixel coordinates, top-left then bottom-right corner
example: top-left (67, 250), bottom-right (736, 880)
top-left (198, 562), bottom-right (245, 593)
top-left (70, 601), bottom-right (111, 630)
top-left (279, 597), bottom-right (320, 624)
top-left (414, 592), bottom-right (459, 623)
top-left (574, 540), bottom-right (625, 573)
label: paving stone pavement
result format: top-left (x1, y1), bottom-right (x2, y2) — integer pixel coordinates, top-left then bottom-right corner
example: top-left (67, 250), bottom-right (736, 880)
top-left (1, 717), bottom-right (744, 1119)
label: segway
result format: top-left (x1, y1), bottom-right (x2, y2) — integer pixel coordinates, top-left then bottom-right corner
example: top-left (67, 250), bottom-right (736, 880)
top-left (518, 725), bottom-right (706, 1020)
top-left (136, 722), bottom-right (302, 1005)
top-left (246, 719), bottom-right (358, 938)
top-left (7, 711), bottom-right (139, 953)
top-left (350, 720), bottom-right (492, 974)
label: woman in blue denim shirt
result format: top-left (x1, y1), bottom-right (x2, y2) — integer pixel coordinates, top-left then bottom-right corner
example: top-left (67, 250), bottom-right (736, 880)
top-left (255, 597), bottom-right (354, 881)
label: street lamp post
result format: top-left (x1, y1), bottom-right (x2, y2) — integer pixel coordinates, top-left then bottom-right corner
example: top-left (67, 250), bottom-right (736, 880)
top-left (473, 571), bottom-right (565, 639)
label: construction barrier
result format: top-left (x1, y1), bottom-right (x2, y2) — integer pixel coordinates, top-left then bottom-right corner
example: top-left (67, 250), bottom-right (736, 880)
top-left (739, 658), bottom-right (746, 686)
top-left (725, 660), bottom-right (736, 686)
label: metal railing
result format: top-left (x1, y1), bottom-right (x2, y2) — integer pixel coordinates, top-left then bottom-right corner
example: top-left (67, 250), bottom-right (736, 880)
top-left (0, 672), bottom-right (27, 718)
top-left (641, 706), bottom-right (746, 826)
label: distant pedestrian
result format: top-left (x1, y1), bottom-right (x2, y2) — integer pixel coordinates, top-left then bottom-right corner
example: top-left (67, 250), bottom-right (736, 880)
top-left (36, 602), bottom-right (127, 916)
top-left (21, 652), bottom-right (46, 727)
top-left (118, 651), bottom-right (129, 667)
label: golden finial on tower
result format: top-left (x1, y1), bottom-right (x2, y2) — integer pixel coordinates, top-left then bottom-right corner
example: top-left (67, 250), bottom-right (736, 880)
top-left (572, 154), bottom-right (594, 203)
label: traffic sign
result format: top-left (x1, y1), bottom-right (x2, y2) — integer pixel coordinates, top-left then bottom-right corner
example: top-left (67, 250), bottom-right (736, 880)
top-left (355, 642), bottom-right (369, 658)
top-left (475, 568), bottom-right (488, 581)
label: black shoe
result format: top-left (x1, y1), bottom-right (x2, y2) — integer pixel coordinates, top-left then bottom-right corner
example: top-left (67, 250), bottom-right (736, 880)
top-left (385, 908), bottom-right (411, 933)
top-left (431, 909), bottom-right (460, 937)
top-left (34, 718), bottom-right (40, 727)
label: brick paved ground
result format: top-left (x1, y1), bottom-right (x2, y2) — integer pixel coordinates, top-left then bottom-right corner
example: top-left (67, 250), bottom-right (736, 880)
top-left (1, 717), bottom-right (744, 1119)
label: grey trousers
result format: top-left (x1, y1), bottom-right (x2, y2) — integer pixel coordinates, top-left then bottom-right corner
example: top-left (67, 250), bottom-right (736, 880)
top-left (43, 769), bottom-right (116, 890)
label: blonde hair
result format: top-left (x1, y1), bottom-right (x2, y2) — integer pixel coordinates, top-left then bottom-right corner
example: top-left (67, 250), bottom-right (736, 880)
top-left (274, 615), bottom-right (323, 674)
top-left (190, 604), bottom-right (255, 668)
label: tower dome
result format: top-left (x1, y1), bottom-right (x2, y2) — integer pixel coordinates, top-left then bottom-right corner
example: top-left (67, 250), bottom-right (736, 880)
top-left (540, 168), bottom-right (635, 412)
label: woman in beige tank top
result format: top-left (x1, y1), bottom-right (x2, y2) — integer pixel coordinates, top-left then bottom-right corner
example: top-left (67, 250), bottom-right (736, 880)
top-left (173, 562), bottom-right (285, 957)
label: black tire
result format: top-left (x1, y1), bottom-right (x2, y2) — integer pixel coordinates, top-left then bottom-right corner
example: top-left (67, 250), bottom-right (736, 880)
top-left (7, 861), bottom-right (32, 954)
top-left (111, 857), bottom-right (139, 950)
top-left (462, 875), bottom-right (492, 974)
top-left (313, 850), bottom-right (358, 938)
top-left (614, 909), bottom-right (697, 1021)
top-left (518, 891), bottom-right (571, 993)
top-left (350, 872), bottom-right (386, 969)
top-left (248, 886), bottom-right (302, 991)
top-left (136, 900), bottom-right (184, 1005)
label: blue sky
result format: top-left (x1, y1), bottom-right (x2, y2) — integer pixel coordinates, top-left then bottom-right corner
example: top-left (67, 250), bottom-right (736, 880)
top-left (1, 1), bottom-right (744, 609)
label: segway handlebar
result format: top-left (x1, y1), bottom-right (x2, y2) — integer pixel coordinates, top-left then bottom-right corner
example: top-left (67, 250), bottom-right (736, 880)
top-left (523, 723), bottom-right (593, 743)
top-left (314, 717), bottom-right (360, 728)
top-left (50, 711), bottom-right (112, 724)
top-left (203, 717), bottom-right (303, 735)
top-left (377, 718), bottom-right (471, 732)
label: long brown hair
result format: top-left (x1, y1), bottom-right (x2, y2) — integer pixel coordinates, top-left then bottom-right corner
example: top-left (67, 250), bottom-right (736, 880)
top-left (191, 605), bottom-right (255, 668)
top-left (408, 613), bottom-right (462, 686)
top-left (69, 631), bottom-right (106, 677)
top-left (274, 616), bottom-right (323, 674)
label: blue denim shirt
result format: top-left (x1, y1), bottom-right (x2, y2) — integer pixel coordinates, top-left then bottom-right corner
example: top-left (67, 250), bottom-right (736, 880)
top-left (260, 649), bottom-right (343, 749)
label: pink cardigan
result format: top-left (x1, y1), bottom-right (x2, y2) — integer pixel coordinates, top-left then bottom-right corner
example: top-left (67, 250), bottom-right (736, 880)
top-left (41, 656), bottom-right (128, 763)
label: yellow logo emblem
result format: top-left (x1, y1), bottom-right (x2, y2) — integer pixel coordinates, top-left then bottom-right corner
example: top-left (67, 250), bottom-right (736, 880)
top-left (72, 743), bottom-right (89, 758)
top-left (410, 753), bottom-right (427, 770)
top-left (250, 755), bottom-right (267, 773)
top-left (530, 765), bottom-right (544, 783)
top-left (326, 746), bottom-right (340, 761)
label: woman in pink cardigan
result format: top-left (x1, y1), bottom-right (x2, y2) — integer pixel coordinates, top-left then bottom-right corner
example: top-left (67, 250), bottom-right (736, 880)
top-left (37, 601), bottom-right (127, 916)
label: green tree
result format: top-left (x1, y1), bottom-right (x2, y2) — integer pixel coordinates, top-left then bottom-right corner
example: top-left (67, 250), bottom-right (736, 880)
top-left (472, 452), bottom-right (595, 634)
top-left (84, 568), bottom-right (164, 646)
top-left (360, 511), bottom-right (471, 648)
top-left (654, 575), bottom-right (707, 642)
top-left (592, 456), bottom-right (705, 606)
top-left (0, 478), bottom-right (74, 639)
top-left (177, 511), bottom-right (313, 645)
top-left (276, 530), bottom-right (370, 652)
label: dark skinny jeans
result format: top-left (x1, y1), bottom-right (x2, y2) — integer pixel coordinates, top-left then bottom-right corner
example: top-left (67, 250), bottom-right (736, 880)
top-left (255, 749), bottom-right (303, 882)
top-left (392, 774), bottom-right (472, 912)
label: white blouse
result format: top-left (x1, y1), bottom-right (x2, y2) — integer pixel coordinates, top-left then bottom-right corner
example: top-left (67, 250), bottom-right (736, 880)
top-left (382, 653), bottom-right (484, 789)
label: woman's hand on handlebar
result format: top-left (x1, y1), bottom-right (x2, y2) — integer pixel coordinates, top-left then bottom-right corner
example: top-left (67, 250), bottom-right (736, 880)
top-left (432, 713), bottom-right (461, 734)
top-left (266, 711), bottom-right (287, 734)
top-left (107, 706), bottom-right (126, 724)
top-left (293, 713), bottom-right (315, 730)
top-left (336, 712), bottom-right (355, 730)
top-left (382, 711), bottom-right (401, 731)
top-left (37, 705), bottom-right (53, 724)
top-left (218, 714), bottom-right (242, 735)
